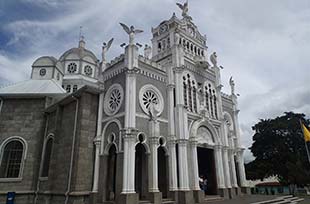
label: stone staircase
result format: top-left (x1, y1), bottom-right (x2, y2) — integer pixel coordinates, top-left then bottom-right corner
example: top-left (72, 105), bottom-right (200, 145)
top-left (250, 195), bottom-right (304, 204)
top-left (204, 195), bottom-right (224, 203)
top-left (138, 198), bottom-right (176, 204)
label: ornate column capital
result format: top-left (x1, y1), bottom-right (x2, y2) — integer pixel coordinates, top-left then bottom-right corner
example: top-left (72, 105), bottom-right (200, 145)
top-left (177, 139), bottom-right (188, 145)
top-left (222, 146), bottom-right (229, 151)
top-left (166, 84), bottom-right (175, 89)
top-left (93, 137), bottom-right (101, 146)
top-left (189, 138), bottom-right (198, 146)
top-left (124, 67), bottom-right (140, 75)
top-left (121, 128), bottom-right (139, 141)
top-left (149, 137), bottom-right (159, 145)
top-left (173, 66), bottom-right (185, 73)
top-left (214, 144), bottom-right (223, 150)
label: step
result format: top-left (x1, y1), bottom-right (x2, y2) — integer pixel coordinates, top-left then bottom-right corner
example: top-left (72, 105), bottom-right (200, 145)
top-left (251, 198), bottom-right (284, 204)
top-left (139, 200), bottom-right (152, 204)
top-left (162, 198), bottom-right (176, 204)
top-left (204, 195), bottom-right (223, 202)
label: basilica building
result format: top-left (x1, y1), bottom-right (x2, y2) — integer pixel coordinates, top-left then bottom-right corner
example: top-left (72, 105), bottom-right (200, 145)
top-left (0, 2), bottom-right (249, 204)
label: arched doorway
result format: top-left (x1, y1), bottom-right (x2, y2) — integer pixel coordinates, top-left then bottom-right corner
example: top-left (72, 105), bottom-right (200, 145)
top-left (158, 145), bottom-right (168, 198)
top-left (195, 126), bottom-right (218, 195)
top-left (106, 144), bottom-right (117, 201)
top-left (197, 147), bottom-right (217, 195)
top-left (135, 142), bottom-right (148, 199)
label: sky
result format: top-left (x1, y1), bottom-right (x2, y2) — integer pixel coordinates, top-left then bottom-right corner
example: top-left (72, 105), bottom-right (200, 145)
top-left (0, 0), bottom-right (310, 162)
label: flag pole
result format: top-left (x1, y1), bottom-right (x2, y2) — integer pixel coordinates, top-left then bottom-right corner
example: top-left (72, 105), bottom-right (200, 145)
top-left (300, 120), bottom-right (310, 165)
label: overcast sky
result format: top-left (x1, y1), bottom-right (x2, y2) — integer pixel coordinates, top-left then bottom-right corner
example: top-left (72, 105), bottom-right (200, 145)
top-left (1, 0), bottom-right (310, 162)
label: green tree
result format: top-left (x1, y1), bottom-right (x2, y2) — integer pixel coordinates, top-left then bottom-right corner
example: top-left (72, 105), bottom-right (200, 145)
top-left (246, 112), bottom-right (310, 187)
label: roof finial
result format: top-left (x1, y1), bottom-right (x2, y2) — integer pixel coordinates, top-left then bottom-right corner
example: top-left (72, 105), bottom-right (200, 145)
top-left (78, 26), bottom-right (85, 49)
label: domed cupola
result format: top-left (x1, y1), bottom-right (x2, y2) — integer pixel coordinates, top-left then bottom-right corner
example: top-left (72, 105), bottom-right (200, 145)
top-left (59, 37), bottom-right (100, 93)
top-left (59, 37), bottom-right (99, 78)
top-left (31, 56), bottom-right (64, 86)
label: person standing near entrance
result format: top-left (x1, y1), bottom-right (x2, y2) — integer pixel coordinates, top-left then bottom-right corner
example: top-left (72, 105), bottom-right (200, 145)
top-left (199, 175), bottom-right (204, 190)
top-left (203, 177), bottom-right (208, 195)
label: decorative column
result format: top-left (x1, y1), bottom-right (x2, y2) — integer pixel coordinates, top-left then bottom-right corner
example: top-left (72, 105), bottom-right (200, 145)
top-left (236, 149), bottom-right (247, 187)
top-left (167, 139), bottom-right (178, 191)
top-left (229, 149), bottom-right (238, 188)
top-left (222, 147), bottom-right (232, 188)
top-left (190, 139), bottom-right (204, 203)
top-left (189, 139), bottom-right (200, 190)
top-left (148, 119), bottom-right (160, 192)
top-left (121, 129), bottom-right (137, 193)
top-left (92, 138), bottom-right (101, 192)
top-left (214, 145), bottom-right (225, 189)
top-left (124, 44), bottom-right (138, 129)
top-left (92, 89), bottom-right (104, 193)
top-left (178, 139), bottom-right (190, 191)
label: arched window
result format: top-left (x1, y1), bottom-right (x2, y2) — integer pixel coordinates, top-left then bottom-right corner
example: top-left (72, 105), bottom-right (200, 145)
top-left (213, 90), bottom-right (218, 119)
top-left (0, 140), bottom-right (24, 178)
top-left (187, 76), bottom-right (192, 112)
top-left (183, 77), bottom-right (187, 107)
top-left (205, 86), bottom-right (209, 111)
top-left (193, 81), bottom-right (197, 113)
top-left (209, 85), bottom-right (214, 117)
top-left (41, 138), bottom-right (53, 177)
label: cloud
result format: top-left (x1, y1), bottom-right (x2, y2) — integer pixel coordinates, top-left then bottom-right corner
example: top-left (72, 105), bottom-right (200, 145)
top-left (1, 0), bottom-right (310, 163)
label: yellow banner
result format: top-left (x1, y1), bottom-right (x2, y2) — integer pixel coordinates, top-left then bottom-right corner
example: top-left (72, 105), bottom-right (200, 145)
top-left (302, 123), bottom-right (310, 142)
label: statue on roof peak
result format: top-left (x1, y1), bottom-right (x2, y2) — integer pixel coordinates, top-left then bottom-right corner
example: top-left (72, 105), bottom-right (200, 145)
top-left (176, 0), bottom-right (192, 21)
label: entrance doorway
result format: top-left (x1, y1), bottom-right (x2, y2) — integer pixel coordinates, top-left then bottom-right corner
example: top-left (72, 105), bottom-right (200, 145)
top-left (158, 146), bottom-right (168, 198)
top-left (197, 147), bottom-right (217, 195)
top-left (106, 144), bottom-right (117, 201)
top-left (135, 143), bottom-right (148, 199)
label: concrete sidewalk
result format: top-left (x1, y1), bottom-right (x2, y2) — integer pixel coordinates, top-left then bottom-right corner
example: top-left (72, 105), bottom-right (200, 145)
top-left (205, 195), bottom-right (309, 204)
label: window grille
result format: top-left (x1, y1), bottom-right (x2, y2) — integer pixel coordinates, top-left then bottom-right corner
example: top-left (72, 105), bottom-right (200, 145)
top-left (0, 141), bottom-right (23, 178)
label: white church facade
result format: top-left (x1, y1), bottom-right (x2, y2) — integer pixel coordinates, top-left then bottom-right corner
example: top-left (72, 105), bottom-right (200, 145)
top-left (0, 2), bottom-right (249, 204)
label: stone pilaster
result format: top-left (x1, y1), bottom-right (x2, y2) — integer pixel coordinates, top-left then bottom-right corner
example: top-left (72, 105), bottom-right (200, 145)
top-left (236, 149), bottom-right (247, 188)
top-left (121, 128), bottom-right (138, 194)
top-left (177, 139), bottom-right (190, 191)
top-left (148, 120), bottom-right (160, 193)
top-left (229, 149), bottom-right (238, 188)
top-left (189, 139), bottom-right (204, 204)
top-left (214, 145), bottom-right (225, 189)
top-left (167, 139), bottom-right (178, 191)
top-left (222, 147), bottom-right (232, 189)
top-left (92, 138), bottom-right (101, 193)
top-left (189, 139), bottom-right (200, 191)
top-left (124, 44), bottom-right (138, 129)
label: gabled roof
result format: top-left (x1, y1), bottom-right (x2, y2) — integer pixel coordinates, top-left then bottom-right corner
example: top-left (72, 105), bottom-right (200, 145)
top-left (0, 79), bottom-right (66, 95)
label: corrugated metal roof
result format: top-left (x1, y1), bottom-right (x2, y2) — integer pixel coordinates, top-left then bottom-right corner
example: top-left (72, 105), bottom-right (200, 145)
top-left (0, 79), bottom-right (66, 94)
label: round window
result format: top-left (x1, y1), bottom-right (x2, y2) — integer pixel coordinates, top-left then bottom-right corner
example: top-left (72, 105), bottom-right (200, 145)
top-left (39, 68), bottom-right (46, 76)
top-left (104, 84), bottom-right (124, 116)
top-left (84, 65), bottom-right (93, 76)
top-left (67, 62), bottom-right (77, 73)
top-left (139, 84), bottom-right (164, 116)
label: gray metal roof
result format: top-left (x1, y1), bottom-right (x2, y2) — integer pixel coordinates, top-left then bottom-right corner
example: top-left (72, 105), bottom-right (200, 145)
top-left (0, 79), bottom-right (66, 94)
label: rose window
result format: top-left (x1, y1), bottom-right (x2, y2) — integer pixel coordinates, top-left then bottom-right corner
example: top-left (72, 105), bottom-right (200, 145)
top-left (109, 89), bottom-right (121, 111)
top-left (139, 84), bottom-right (164, 116)
top-left (104, 84), bottom-right (124, 116)
top-left (67, 63), bottom-right (77, 73)
top-left (142, 90), bottom-right (158, 109)
top-left (84, 65), bottom-right (93, 76)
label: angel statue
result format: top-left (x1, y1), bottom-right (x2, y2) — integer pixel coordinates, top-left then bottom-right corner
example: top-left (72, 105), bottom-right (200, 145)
top-left (229, 76), bottom-right (235, 95)
top-left (148, 102), bottom-right (159, 121)
top-left (144, 44), bottom-right (152, 59)
top-left (210, 52), bottom-right (217, 67)
top-left (102, 38), bottom-right (114, 62)
top-left (119, 23), bottom-right (143, 45)
top-left (176, 1), bottom-right (192, 20)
